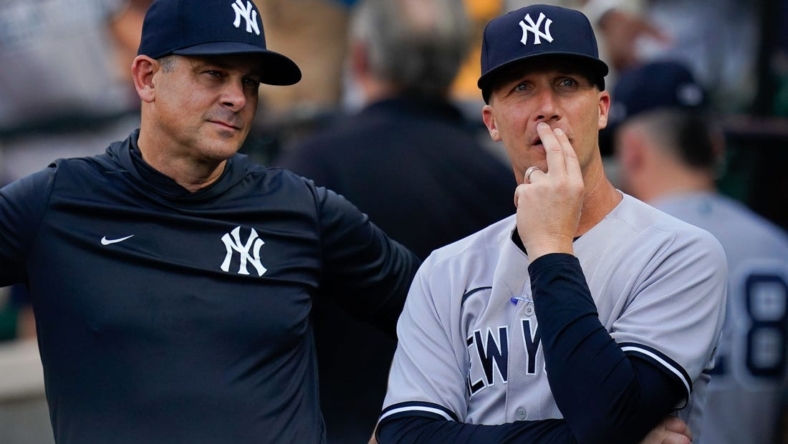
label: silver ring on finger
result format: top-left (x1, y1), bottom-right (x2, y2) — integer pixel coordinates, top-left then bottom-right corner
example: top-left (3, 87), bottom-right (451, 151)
top-left (525, 166), bottom-right (542, 184)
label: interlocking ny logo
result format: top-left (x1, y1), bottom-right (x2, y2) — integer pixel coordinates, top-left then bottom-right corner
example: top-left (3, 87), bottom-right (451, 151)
top-left (231, 0), bottom-right (261, 35)
top-left (519, 13), bottom-right (553, 45)
top-left (221, 226), bottom-right (267, 276)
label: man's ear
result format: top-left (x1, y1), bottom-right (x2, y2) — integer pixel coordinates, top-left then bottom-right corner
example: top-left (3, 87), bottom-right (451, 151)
top-left (616, 125), bottom-right (645, 173)
top-left (597, 90), bottom-right (611, 130)
top-left (132, 55), bottom-right (159, 103)
top-left (482, 104), bottom-right (501, 141)
top-left (349, 41), bottom-right (369, 79)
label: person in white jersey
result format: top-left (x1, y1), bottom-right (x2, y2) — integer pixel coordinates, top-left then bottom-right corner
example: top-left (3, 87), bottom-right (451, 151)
top-left (613, 60), bottom-right (788, 444)
top-left (376, 5), bottom-right (727, 444)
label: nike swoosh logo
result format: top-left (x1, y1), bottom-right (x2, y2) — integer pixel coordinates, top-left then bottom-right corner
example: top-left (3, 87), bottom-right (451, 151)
top-left (101, 235), bottom-right (134, 245)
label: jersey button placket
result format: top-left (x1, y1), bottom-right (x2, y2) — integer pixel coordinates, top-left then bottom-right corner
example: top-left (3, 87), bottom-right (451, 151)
top-left (515, 407), bottom-right (527, 420)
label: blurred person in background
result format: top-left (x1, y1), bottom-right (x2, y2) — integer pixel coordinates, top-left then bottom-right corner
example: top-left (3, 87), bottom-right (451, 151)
top-left (614, 60), bottom-right (788, 444)
top-left (276, 0), bottom-right (516, 442)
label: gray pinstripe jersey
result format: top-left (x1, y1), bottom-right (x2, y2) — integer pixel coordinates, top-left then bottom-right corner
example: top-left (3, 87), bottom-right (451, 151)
top-left (382, 193), bottom-right (727, 440)
top-left (652, 192), bottom-right (788, 444)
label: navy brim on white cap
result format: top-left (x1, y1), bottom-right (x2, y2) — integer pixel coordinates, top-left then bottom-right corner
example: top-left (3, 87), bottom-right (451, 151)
top-left (138, 0), bottom-right (301, 86)
top-left (478, 4), bottom-right (608, 92)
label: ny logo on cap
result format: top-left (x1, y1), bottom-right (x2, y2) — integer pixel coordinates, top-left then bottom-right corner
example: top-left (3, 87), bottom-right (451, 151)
top-left (519, 13), bottom-right (553, 46)
top-left (232, 0), bottom-right (261, 35)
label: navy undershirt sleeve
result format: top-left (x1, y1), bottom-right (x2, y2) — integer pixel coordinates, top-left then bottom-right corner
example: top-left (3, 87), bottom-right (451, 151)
top-left (377, 253), bottom-right (686, 444)
top-left (528, 253), bottom-right (685, 443)
top-left (377, 358), bottom-right (681, 444)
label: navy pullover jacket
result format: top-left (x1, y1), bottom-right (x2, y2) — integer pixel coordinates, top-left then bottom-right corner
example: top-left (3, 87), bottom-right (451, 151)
top-left (0, 130), bottom-right (419, 444)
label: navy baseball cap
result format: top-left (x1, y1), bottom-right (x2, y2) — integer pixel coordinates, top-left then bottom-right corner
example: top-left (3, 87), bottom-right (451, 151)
top-left (478, 4), bottom-right (608, 96)
top-left (609, 60), bottom-right (706, 127)
top-left (137, 0), bottom-right (301, 86)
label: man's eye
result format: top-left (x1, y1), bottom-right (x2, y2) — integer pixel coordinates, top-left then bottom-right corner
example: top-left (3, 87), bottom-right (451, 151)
top-left (558, 78), bottom-right (578, 87)
top-left (243, 78), bottom-right (261, 88)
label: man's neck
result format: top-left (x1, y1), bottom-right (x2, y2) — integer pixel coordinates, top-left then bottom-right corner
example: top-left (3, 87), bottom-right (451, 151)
top-left (577, 161), bottom-right (623, 237)
top-left (136, 131), bottom-right (226, 193)
top-left (637, 167), bottom-right (716, 204)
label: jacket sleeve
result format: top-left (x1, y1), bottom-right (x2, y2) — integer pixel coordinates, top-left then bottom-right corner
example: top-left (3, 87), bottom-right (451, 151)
top-left (0, 167), bottom-right (56, 287)
top-left (315, 185), bottom-right (420, 335)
